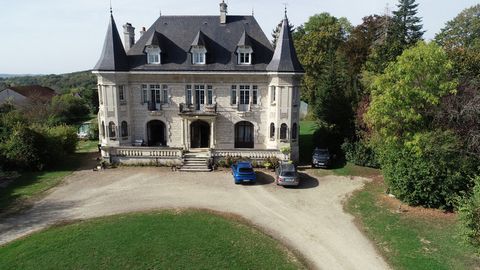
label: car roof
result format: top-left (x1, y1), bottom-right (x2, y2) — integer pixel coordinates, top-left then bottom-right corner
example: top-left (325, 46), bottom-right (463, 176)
top-left (237, 162), bottom-right (253, 168)
top-left (279, 163), bottom-right (296, 171)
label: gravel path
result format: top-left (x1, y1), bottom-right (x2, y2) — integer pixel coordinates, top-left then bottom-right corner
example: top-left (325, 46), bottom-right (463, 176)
top-left (0, 167), bottom-right (389, 270)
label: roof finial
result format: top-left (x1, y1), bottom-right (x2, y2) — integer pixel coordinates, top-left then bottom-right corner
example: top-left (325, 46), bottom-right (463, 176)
top-left (283, 2), bottom-right (288, 19)
top-left (252, 6), bottom-right (254, 16)
top-left (109, 0), bottom-right (113, 15)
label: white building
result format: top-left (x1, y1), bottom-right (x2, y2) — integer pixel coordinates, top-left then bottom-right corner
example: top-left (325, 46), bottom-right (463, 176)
top-left (93, 2), bottom-right (305, 170)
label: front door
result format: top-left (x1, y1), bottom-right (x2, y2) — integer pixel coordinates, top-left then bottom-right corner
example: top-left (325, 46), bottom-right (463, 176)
top-left (147, 120), bottom-right (166, 146)
top-left (195, 85), bottom-right (205, 111)
top-left (191, 120), bottom-right (210, 148)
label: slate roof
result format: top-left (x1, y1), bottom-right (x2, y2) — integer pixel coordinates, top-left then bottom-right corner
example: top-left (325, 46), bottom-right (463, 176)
top-left (267, 18), bottom-right (304, 73)
top-left (94, 15), bottom-right (129, 71)
top-left (4, 85), bottom-right (56, 101)
top-left (93, 14), bottom-right (304, 73)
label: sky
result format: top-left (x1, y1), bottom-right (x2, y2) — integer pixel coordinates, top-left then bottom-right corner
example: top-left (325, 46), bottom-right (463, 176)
top-left (0, 0), bottom-right (477, 74)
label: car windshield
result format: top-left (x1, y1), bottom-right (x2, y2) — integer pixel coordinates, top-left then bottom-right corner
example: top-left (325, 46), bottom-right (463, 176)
top-left (314, 149), bottom-right (329, 155)
top-left (282, 171), bottom-right (296, 177)
top-left (239, 168), bottom-right (253, 173)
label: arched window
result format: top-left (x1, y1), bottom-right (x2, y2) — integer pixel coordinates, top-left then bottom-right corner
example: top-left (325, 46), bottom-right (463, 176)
top-left (108, 122), bottom-right (116, 138)
top-left (292, 123), bottom-right (298, 140)
top-left (101, 121), bottom-right (105, 139)
top-left (270, 123), bottom-right (275, 140)
top-left (121, 121), bottom-right (128, 137)
top-left (280, 123), bottom-right (288, 140)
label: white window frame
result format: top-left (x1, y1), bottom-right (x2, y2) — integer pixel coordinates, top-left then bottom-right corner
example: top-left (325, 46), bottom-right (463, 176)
top-left (231, 85), bottom-right (237, 105)
top-left (236, 46), bottom-right (253, 65)
top-left (231, 84), bottom-right (259, 109)
top-left (186, 85), bottom-right (192, 105)
top-left (142, 84), bottom-right (148, 104)
top-left (145, 46), bottom-right (161, 64)
top-left (191, 46), bottom-right (207, 65)
top-left (118, 85), bottom-right (126, 104)
top-left (162, 84), bottom-right (169, 105)
top-left (270, 86), bottom-right (276, 104)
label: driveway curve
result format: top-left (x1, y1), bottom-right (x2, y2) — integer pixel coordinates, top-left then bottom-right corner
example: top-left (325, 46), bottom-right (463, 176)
top-left (0, 167), bottom-right (389, 270)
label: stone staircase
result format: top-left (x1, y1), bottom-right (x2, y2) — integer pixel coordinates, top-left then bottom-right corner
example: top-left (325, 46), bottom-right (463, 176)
top-left (179, 151), bottom-right (212, 172)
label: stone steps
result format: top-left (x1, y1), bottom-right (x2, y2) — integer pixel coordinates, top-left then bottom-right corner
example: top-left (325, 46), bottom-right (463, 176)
top-left (179, 151), bottom-right (211, 172)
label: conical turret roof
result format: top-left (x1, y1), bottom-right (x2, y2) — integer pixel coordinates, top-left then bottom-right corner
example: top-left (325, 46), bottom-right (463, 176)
top-left (94, 14), bottom-right (129, 71)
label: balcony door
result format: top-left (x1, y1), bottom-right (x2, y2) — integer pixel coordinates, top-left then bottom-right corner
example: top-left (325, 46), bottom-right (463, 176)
top-left (195, 85), bottom-right (205, 111)
top-left (238, 85), bottom-right (250, 112)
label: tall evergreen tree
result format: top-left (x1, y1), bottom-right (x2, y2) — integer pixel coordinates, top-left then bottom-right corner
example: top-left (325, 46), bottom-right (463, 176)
top-left (392, 0), bottom-right (425, 47)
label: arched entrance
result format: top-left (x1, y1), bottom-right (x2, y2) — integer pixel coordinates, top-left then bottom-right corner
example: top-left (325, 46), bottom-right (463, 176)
top-left (147, 120), bottom-right (166, 146)
top-left (191, 120), bottom-right (210, 148)
top-left (235, 121), bottom-right (254, 148)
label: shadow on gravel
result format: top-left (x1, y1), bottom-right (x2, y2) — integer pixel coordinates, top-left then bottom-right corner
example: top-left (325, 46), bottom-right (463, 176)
top-left (295, 173), bottom-right (319, 189)
top-left (254, 172), bottom-right (275, 186)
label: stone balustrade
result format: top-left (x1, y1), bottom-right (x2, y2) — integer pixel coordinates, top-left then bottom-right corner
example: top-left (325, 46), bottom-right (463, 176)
top-left (112, 147), bottom-right (183, 159)
top-left (212, 149), bottom-right (283, 160)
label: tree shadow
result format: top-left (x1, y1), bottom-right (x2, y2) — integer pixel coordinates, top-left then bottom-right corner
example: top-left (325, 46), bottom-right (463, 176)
top-left (0, 151), bottom-right (99, 216)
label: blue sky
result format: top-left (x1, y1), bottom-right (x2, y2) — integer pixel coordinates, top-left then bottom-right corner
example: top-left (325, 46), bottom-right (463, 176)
top-left (0, 0), bottom-right (477, 74)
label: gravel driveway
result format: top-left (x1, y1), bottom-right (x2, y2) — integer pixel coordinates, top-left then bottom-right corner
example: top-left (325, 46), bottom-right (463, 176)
top-left (0, 167), bottom-right (389, 270)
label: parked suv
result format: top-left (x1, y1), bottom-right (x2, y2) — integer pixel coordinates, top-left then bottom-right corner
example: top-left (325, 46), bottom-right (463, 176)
top-left (312, 148), bottom-right (331, 168)
top-left (275, 162), bottom-right (300, 187)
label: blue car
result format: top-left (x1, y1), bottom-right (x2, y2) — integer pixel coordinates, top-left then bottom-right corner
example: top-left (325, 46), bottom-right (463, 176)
top-left (231, 162), bottom-right (256, 184)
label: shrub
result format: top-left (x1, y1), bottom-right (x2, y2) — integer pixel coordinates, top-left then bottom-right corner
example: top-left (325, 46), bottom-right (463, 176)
top-left (458, 176), bottom-right (480, 252)
top-left (89, 118), bottom-right (99, 140)
top-left (378, 130), bottom-right (478, 209)
top-left (45, 125), bottom-right (78, 154)
top-left (49, 94), bottom-right (90, 125)
top-left (1, 126), bottom-right (48, 170)
top-left (342, 140), bottom-right (380, 168)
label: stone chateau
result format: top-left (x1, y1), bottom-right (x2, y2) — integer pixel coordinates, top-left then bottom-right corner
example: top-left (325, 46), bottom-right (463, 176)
top-left (93, 1), bottom-right (304, 170)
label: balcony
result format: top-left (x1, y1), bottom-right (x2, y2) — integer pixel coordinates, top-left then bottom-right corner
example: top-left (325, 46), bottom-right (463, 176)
top-left (179, 103), bottom-right (217, 115)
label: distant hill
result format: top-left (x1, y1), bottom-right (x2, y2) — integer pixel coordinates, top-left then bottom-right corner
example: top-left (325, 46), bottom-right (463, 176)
top-left (0, 71), bottom-right (96, 93)
top-left (0, 74), bottom-right (41, 79)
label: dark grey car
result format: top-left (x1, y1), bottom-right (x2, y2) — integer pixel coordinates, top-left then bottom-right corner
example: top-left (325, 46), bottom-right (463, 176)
top-left (312, 148), bottom-right (331, 168)
top-left (275, 162), bottom-right (300, 186)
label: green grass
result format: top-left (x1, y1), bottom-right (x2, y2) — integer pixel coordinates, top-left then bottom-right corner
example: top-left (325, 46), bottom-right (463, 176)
top-left (313, 162), bottom-right (381, 178)
top-left (0, 141), bottom-right (98, 214)
top-left (0, 211), bottom-right (305, 270)
top-left (346, 179), bottom-right (480, 270)
top-left (299, 121), bottom-right (319, 163)
top-left (76, 140), bottom-right (99, 153)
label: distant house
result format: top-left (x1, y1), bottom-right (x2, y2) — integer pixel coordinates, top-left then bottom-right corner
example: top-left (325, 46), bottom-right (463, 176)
top-left (0, 85), bottom-right (56, 107)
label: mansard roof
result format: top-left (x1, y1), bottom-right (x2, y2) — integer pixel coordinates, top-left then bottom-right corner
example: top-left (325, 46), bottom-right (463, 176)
top-left (267, 18), bottom-right (304, 73)
top-left (127, 16), bottom-right (273, 71)
top-left (93, 15), bottom-right (129, 71)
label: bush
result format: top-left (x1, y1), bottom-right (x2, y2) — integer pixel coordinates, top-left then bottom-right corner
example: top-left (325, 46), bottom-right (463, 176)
top-left (44, 125), bottom-right (78, 154)
top-left (378, 130), bottom-right (478, 209)
top-left (458, 176), bottom-right (480, 252)
top-left (1, 126), bottom-right (48, 170)
top-left (342, 140), bottom-right (380, 168)
top-left (49, 94), bottom-right (90, 125)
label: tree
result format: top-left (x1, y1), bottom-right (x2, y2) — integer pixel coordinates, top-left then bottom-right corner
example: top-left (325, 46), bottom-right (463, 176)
top-left (364, 0), bottom-right (424, 74)
top-left (366, 42), bottom-right (456, 140)
top-left (435, 4), bottom-right (480, 82)
top-left (392, 0), bottom-right (424, 47)
top-left (294, 13), bottom-right (355, 144)
top-left (49, 93), bottom-right (90, 125)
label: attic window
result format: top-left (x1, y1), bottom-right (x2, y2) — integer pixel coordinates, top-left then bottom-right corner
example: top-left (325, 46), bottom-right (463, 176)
top-left (191, 46), bottom-right (207, 65)
top-left (145, 46), bottom-right (161, 64)
top-left (237, 46), bottom-right (253, 65)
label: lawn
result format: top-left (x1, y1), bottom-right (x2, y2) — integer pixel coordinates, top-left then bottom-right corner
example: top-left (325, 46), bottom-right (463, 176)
top-left (0, 140), bottom-right (98, 214)
top-left (0, 211), bottom-right (305, 270)
top-left (299, 121), bottom-right (319, 164)
top-left (345, 178), bottom-right (480, 270)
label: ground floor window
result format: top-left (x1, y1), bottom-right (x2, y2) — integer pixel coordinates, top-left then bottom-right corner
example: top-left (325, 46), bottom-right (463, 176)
top-left (235, 121), bottom-right (254, 148)
top-left (280, 123), bottom-right (288, 140)
top-left (108, 122), bottom-right (116, 138)
top-left (270, 123), bottom-right (275, 140)
top-left (121, 121), bottom-right (128, 137)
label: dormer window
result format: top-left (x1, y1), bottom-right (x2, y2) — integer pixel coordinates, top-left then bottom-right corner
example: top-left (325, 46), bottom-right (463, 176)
top-left (145, 46), bottom-right (161, 64)
top-left (237, 47), bottom-right (253, 65)
top-left (191, 46), bottom-right (207, 65)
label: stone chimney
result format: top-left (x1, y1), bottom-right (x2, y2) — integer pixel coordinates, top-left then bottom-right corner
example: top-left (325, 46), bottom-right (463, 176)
top-left (220, 0), bottom-right (228, 24)
top-left (140, 27), bottom-right (146, 37)
top-left (123, 23), bottom-right (135, 51)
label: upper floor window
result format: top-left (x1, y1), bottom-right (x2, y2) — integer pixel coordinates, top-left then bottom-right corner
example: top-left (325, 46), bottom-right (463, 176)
top-left (207, 85), bottom-right (213, 105)
top-left (191, 46), bottom-right (207, 65)
top-left (145, 46), bottom-right (161, 64)
top-left (270, 86), bottom-right (276, 104)
top-left (231, 85), bottom-right (237, 105)
top-left (119, 85), bottom-right (126, 103)
top-left (186, 85), bottom-right (193, 105)
top-left (237, 47), bottom-right (253, 65)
